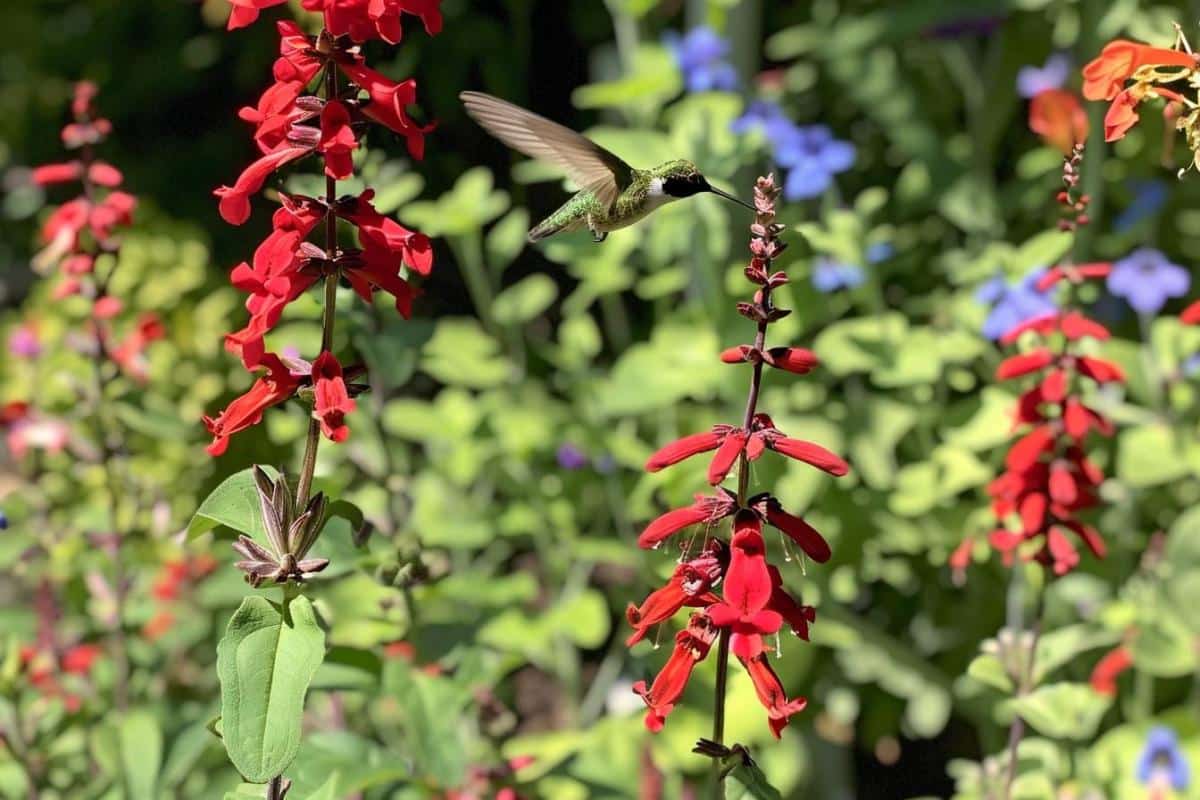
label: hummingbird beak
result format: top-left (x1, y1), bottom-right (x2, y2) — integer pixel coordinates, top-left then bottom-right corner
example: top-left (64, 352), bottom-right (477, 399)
top-left (708, 185), bottom-right (756, 212)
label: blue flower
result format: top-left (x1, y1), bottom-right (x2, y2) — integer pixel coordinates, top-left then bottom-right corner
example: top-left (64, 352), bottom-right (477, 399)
top-left (0, 509), bottom-right (6, 530)
top-left (556, 443), bottom-right (589, 471)
top-left (775, 125), bottom-right (856, 200)
top-left (730, 101), bottom-right (796, 147)
top-left (1183, 353), bottom-right (1200, 378)
top-left (1108, 248), bottom-right (1191, 315)
top-left (866, 242), bottom-right (894, 263)
top-left (812, 257), bottom-right (865, 293)
top-left (1136, 726), bottom-right (1190, 791)
top-left (1016, 53), bottom-right (1071, 98)
top-left (1114, 180), bottom-right (1169, 232)
top-left (976, 268), bottom-right (1058, 341)
top-left (665, 27), bottom-right (738, 92)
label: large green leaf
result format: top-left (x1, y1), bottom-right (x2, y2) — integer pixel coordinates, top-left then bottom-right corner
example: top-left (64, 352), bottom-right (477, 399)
top-left (119, 711), bottom-right (161, 800)
top-left (188, 466), bottom-right (277, 540)
top-left (1006, 683), bottom-right (1109, 740)
top-left (493, 274), bottom-right (558, 326)
top-left (217, 595), bottom-right (326, 782)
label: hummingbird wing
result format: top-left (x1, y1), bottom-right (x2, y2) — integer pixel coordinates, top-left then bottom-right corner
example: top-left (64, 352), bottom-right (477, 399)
top-left (460, 91), bottom-right (632, 211)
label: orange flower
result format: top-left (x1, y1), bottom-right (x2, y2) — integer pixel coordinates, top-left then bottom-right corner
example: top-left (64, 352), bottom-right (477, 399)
top-left (1082, 39), bottom-right (1196, 101)
top-left (1028, 89), bottom-right (1089, 153)
top-left (1104, 89), bottom-right (1142, 141)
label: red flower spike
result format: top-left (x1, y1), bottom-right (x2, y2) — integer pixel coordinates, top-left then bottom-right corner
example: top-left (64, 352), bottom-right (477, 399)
top-left (763, 347), bottom-right (819, 375)
top-left (741, 653), bottom-right (807, 738)
top-left (312, 351), bottom-right (357, 443)
top-left (632, 612), bottom-right (717, 732)
top-left (1089, 645), bottom-right (1133, 696)
top-left (707, 429), bottom-right (748, 485)
top-left (203, 354), bottom-right (301, 455)
top-left (996, 349), bottom-right (1055, 380)
top-left (1082, 39), bottom-right (1197, 101)
top-left (762, 498), bottom-right (831, 563)
top-left (645, 430), bottom-right (724, 473)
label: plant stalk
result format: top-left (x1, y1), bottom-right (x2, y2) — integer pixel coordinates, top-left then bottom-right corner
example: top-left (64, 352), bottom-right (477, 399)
top-left (1001, 577), bottom-right (1046, 799)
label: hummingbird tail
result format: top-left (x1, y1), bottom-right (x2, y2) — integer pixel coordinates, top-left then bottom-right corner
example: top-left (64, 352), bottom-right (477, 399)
top-left (527, 218), bottom-right (566, 242)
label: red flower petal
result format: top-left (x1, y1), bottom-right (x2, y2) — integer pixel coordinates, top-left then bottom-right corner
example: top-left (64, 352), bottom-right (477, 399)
top-left (645, 430), bottom-right (723, 473)
top-left (1082, 39), bottom-right (1196, 101)
top-left (1060, 311), bottom-right (1109, 341)
top-left (1089, 646), bottom-right (1132, 696)
top-left (763, 500), bottom-right (831, 563)
top-left (1049, 462), bottom-right (1078, 506)
top-left (741, 653), bottom-right (807, 739)
top-left (707, 429), bottom-right (747, 485)
top-left (719, 345), bottom-right (755, 364)
top-left (764, 347), bottom-right (819, 375)
top-left (767, 437), bottom-right (849, 476)
top-left (1046, 526), bottom-right (1080, 575)
top-left (1182, 299), bottom-right (1200, 325)
top-left (1006, 426), bottom-right (1055, 472)
top-left (1076, 356), bottom-right (1125, 384)
top-left (996, 349), bottom-right (1055, 380)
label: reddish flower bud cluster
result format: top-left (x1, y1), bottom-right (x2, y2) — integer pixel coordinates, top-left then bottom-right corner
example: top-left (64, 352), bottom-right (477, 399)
top-left (205, 5), bottom-right (438, 455)
top-left (27, 82), bottom-right (165, 381)
top-left (629, 176), bottom-right (846, 739)
top-left (979, 264), bottom-right (1122, 576)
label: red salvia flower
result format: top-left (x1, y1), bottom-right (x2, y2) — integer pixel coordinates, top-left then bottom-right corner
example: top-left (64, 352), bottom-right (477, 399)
top-left (637, 491), bottom-right (736, 549)
top-left (741, 653), bottom-right (807, 739)
top-left (214, 145), bottom-right (312, 225)
top-left (706, 512), bottom-right (782, 660)
top-left (226, 0), bottom-right (289, 30)
top-left (625, 540), bottom-right (726, 645)
top-left (1081, 39), bottom-right (1197, 101)
top-left (319, 100), bottom-right (358, 179)
top-left (1089, 644), bottom-right (1133, 696)
top-left (311, 351), bottom-right (356, 442)
top-left (632, 612), bottom-right (718, 732)
top-left (203, 354), bottom-right (302, 455)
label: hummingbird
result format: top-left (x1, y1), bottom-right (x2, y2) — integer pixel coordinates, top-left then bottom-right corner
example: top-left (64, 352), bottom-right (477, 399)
top-left (460, 91), bottom-right (756, 243)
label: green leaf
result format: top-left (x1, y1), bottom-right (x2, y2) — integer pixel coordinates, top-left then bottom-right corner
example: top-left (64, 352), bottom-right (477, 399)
top-left (493, 274), bottom-right (558, 325)
top-left (722, 754), bottom-right (783, 800)
top-left (965, 654), bottom-right (1013, 693)
top-left (296, 774), bottom-right (339, 800)
top-left (217, 595), bottom-right (326, 782)
top-left (188, 466), bottom-right (277, 540)
top-left (485, 208), bottom-right (529, 271)
top-left (1006, 683), bottom-right (1110, 740)
top-left (1116, 424), bottom-right (1192, 488)
top-left (420, 318), bottom-right (513, 388)
top-left (119, 710), bottom-right (162, 800)
top-left (383, 661), bottom-right (469, 786)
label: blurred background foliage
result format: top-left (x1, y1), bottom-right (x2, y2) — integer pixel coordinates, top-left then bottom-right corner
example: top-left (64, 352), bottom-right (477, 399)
top-left (3, 0), bottom-right (1200, 798)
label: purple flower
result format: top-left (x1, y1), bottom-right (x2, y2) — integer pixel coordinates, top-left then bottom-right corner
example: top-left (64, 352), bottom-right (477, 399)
top-left (1108, 248), bottom-right (1191, 315)
top-left (1114, 180), bottom-right (1168, 232)
top-left (775, 125), bottom-right (855, 200)
top-left (1136, 726), bottom-right (1190, 791)
top-left (0, 509), bottom-right (7, 530)
top-left (811, 257), bottom-right (865, 293)
top-left (556, 443), bottom-right (589, 471)
top-left (665, 27), bottom-right (738, 92)
top-left (866, 242), bottom-right (894, 263)
top-left (1184, 353), bottom-right (1200, 377)
top-left (976, 268), bottom-right (1058, 341)
top-left (8, 325), bottom-right (41, 359)
top-left (1016, 53), bottom-right (1071, 98)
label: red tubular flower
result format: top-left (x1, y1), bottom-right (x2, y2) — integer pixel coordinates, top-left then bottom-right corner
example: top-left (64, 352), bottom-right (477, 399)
top-left (761, 434), bottom-right (849, 476)
top-left (625, 541), bottom-right (725, 645)
top-left (720, 345), bottom-right (757, 364)
top-left (338, 189), bottom-right (434, 276)
top-left (203, 354), bottom-right (301, 455)
top-left (1006, 425), bottom-right (1055, 472)
top-left (1089, 645), bottom-right (1133, 696)
top-left (1182, 299), bottom-right (1200, 325)
top-left (226, 0), bottom-right (289, 30)
top-left (632, 612), bottom-right (717, 732)
top-left (32, 162), bottom-right (82, 185)
top-left (645, 429), bottom-right (724, 472)
top-left (1075, 356), bottom-right (1125, 384)
top-left (1081, 39), bottom-right (1197, 101)
top-left (303, 0), bottom-right (444, 43)
top-left (336, 61), bottom-right (432, 158)
top-left (1045, 526), bottom-right (1080, 575)
top-left (1028, 89), bottom-right (1089, 154)
top-left (319, 100), bottom-right (358, 179)
top-left (740, 653), bottom-right (807, 739)
top-left (88, 162), bottom-right (123, 187)
top-left (765, 566), bottom-right (815, 640)
top-left (214, 145), bottom-right (312, 225)
top-left (1035, 262), bottom-right (1112, 291)
top-left (707, 512), bottom-right (781, 659)
top-left (761, 498), bottom-right (831, 563)
top-left (707, 428), bottom-right (747, 485)
top-left (61, 644), bottom-right (102, 675)
top-left (637, 492), bottom-right (735, 549)
top-left (996, 349), bottom-right (1055, 380)
top-left (312, 351), bottom-right (357, 442)
top-left (763, 347), bottom-right (819, 375)
top-left (1059, 311), bottom-right (1110, 341)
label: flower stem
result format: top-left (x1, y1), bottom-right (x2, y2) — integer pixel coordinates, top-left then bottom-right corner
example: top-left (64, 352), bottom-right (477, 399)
top-left (295, 64), bottom-right (340, 508)
top-left (1002, 577), bottom-right (1046, 799)
top-left (266, 775), bottom-right (285, 800)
